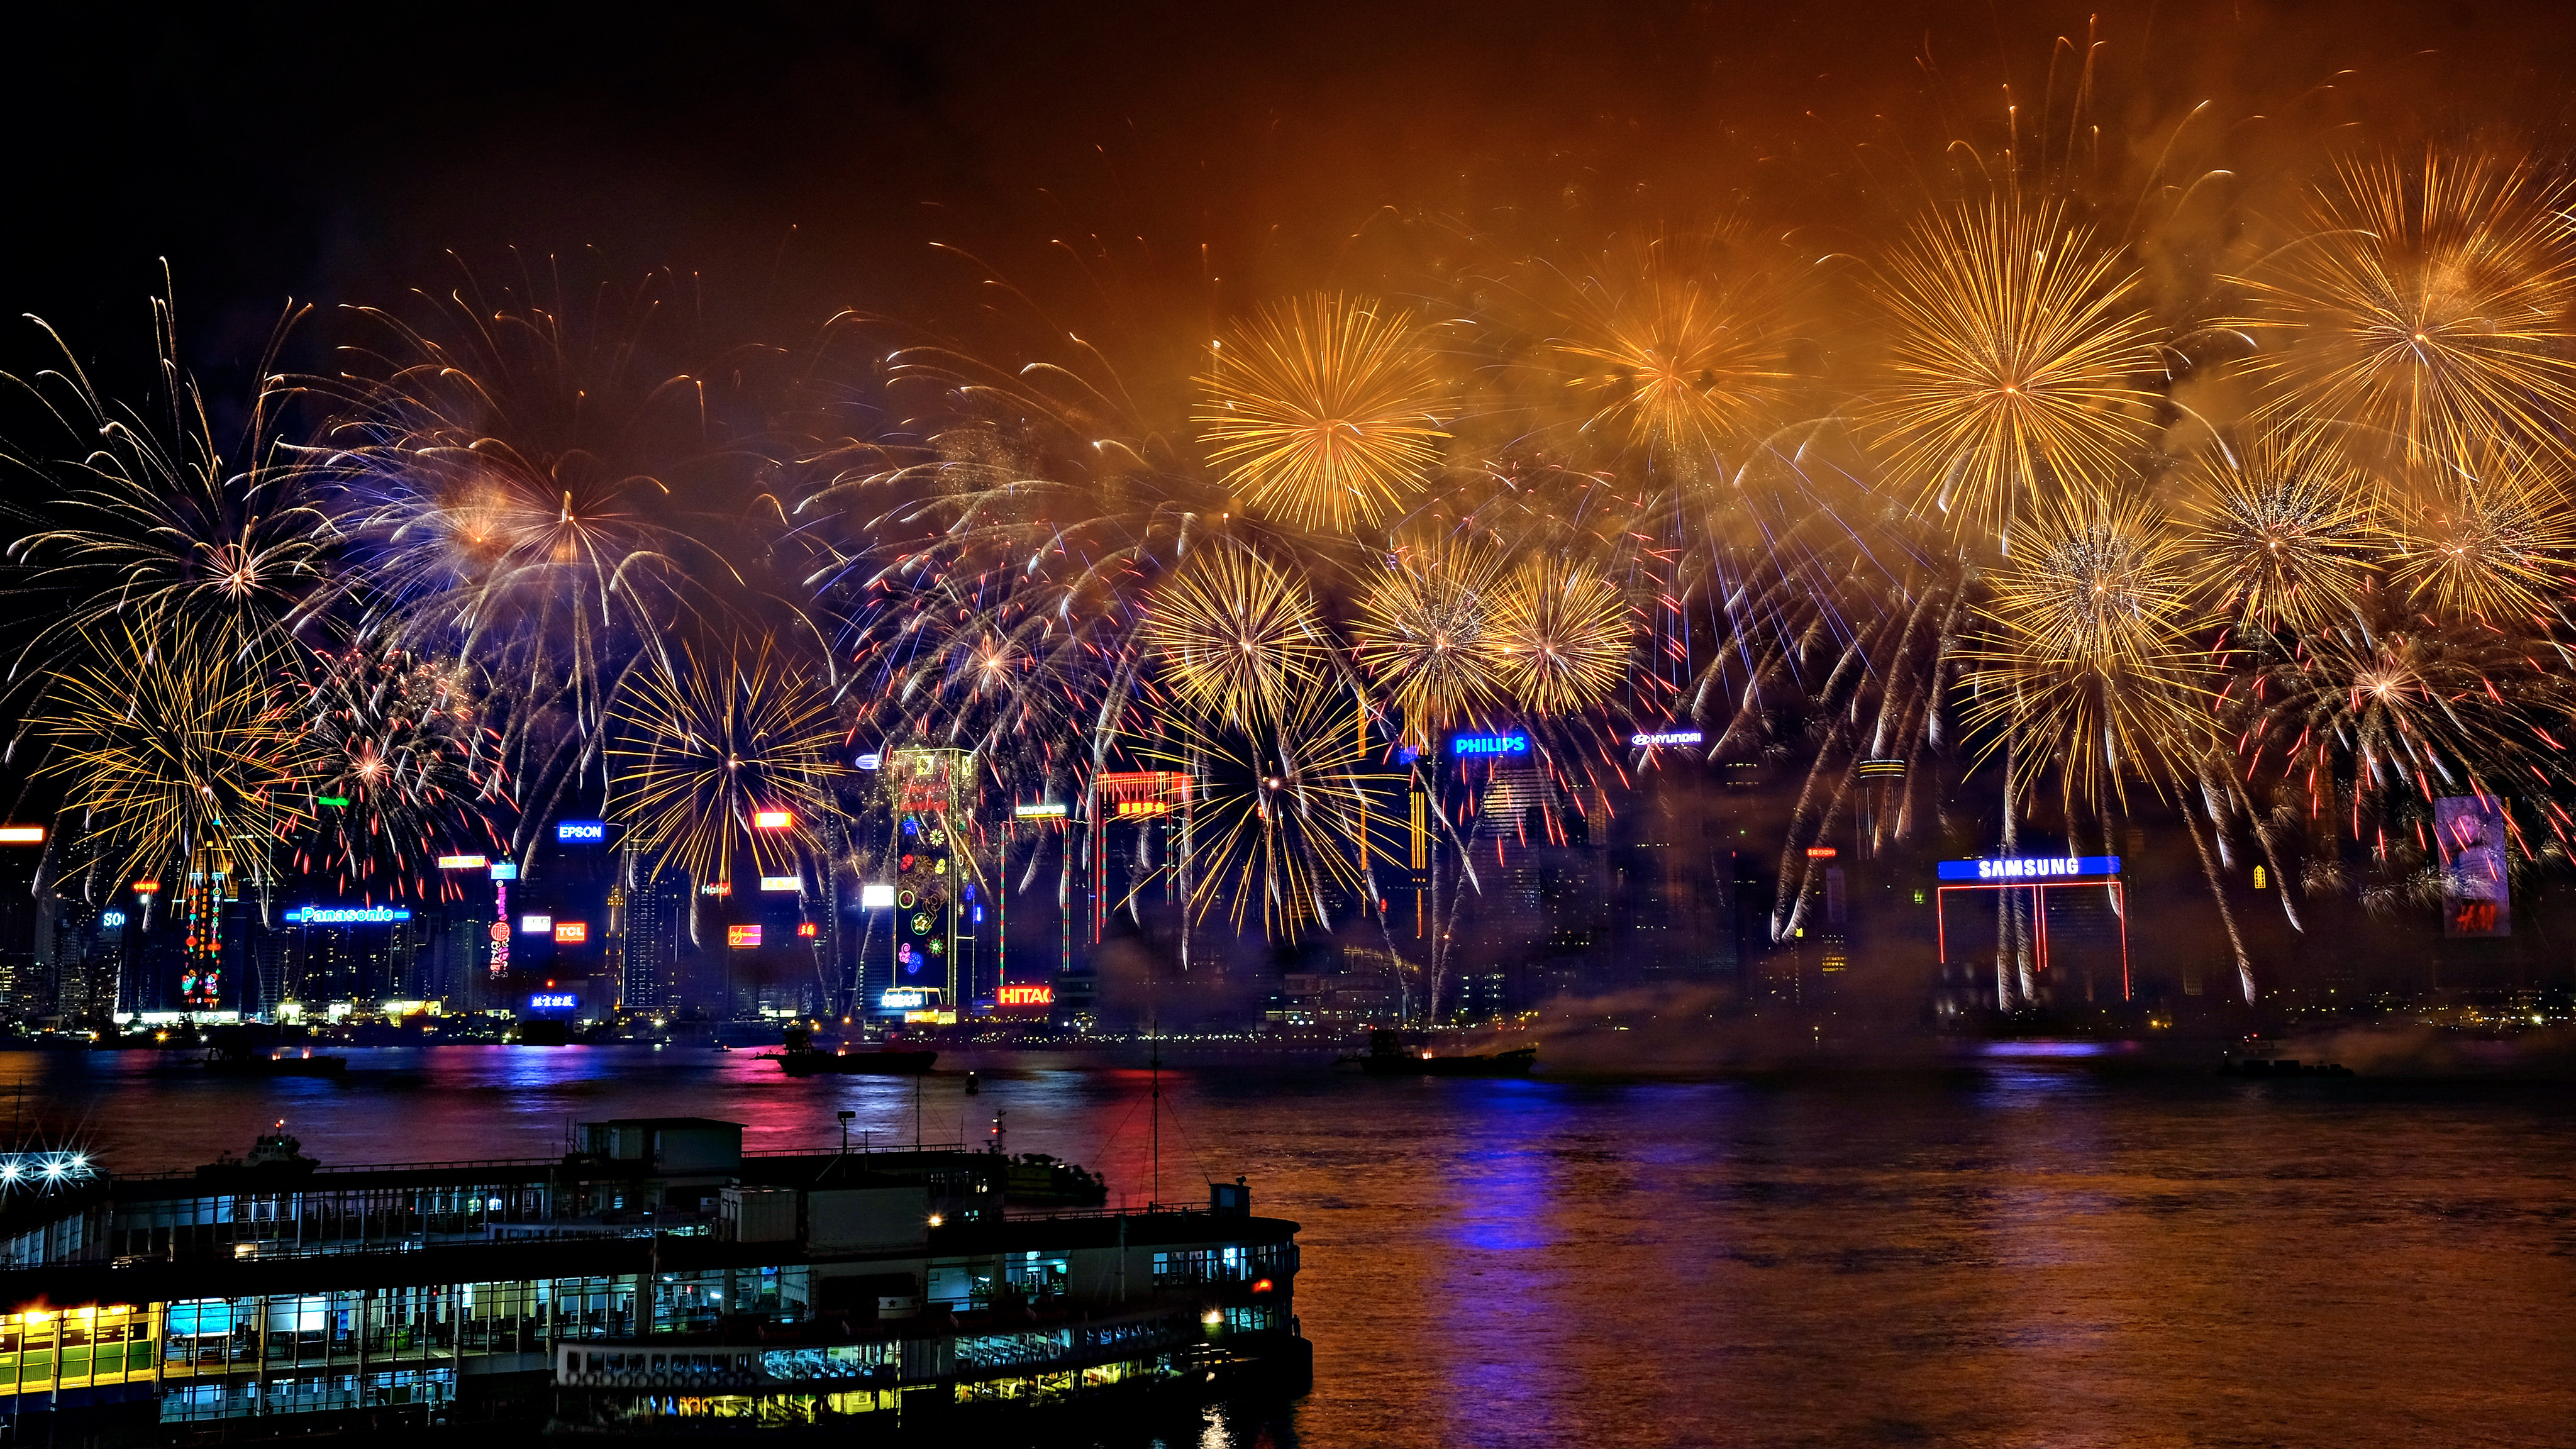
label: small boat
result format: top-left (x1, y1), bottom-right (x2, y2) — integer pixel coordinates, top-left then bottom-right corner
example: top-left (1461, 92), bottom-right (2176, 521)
top-left (204, 1039), bottom-right (347, 1076)
top-left (1356, 1030), bottom-right (1536, 1077)
top-left (769, 1046), bottom-right (939, 1076)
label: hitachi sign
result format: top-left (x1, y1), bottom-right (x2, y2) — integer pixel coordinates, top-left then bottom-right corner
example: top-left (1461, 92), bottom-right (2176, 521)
top-left (1937, 856), bottom-right (2121, 882)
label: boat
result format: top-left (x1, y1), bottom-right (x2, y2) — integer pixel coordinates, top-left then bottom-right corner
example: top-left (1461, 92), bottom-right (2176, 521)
top-left (769, 1045), bottom-right (940, 1076)
top-left (764, 1026), bottom-right (937, 1075)
top-left (1356, 1029), bottom-right (1537, 1077)
top-left (203, 1034), bottom-right (347, 1075)
top-left (0, 1115), bottom-right (1309, 1440)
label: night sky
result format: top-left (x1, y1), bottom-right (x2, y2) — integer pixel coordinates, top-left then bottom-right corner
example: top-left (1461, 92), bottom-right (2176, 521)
top-left (8, 0), bottom-right (2574, 386)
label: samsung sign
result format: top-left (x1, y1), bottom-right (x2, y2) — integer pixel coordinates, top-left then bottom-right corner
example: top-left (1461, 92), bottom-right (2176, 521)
top-left (1452, 732), bottom-right (1530, 757)
top-left (1938, 856), bottom-right (2121, 882)
top-left (557, 821), bottom-right (606, 843)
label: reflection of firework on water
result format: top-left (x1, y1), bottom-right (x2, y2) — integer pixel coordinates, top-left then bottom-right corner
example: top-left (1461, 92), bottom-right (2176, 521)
top-left (2235, 153), bottom-right (2576, 468)
top-left (293, 646), bottom-right (508, 898)
top-left (35, 614), bottom-right (309, 889)
top-left (1866, 199), bottom-right (2162, 536)
top-left (1489, 557), bottom-right (1633, 716)
top-left (1194, 294), bottom-right (1448, 533)
top-left (1144, 685), bottom-right (1402, 940)
top-left (1552, 231), bottom-right (1792, 479)
top-left (1967, 493), bottom-right (2209, 811)
top-left (2381, 441), bottom-right (2575, 621)
top-left (3, 297), bottom-right (331, 655)
top-left (2181, 428), bottom-right (2377, 631)
top-left (1353, 537), bottom-right (1508, 743)
top-left (608, 635), bottom-right (848, 891)
top-left (1140, 545), bottom-right (1327, 723)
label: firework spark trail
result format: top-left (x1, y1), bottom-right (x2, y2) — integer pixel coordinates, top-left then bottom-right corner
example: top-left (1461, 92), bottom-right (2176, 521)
top-left (292, 645), bottom-right (510, 901)
top-left (2181, 425), bottom-right (2377, 632)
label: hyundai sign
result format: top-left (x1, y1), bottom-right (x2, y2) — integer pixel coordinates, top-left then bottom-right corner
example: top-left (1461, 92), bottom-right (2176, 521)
top-left (284, 906), bottom-right (414, 924)
top-left (1937, 856), bottom-right (2121, 882)
top-left (1452, 731), bottom-right (1530, 757)
top-left (1629, 729), bottom-right (1705, 748)
top-left (557, 821), bottom-right (606, 843)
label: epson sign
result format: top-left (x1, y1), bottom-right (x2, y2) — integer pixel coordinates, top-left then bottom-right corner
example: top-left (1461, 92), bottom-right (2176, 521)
top-left (557, 821), bottom-right (606, 843)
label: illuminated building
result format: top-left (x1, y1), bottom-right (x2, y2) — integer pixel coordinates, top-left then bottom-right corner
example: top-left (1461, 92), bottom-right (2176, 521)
top-left (0, 1121), bottom-right (1306, 1433)
top-left (886, 749), bottom-right (976, 1018)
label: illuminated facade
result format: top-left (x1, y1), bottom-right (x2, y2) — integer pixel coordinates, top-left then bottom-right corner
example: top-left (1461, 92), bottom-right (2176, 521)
top-left (0, 1122), bottom-right (1304, 1436)
top-left (887, 749), bottom-right (974, 1014)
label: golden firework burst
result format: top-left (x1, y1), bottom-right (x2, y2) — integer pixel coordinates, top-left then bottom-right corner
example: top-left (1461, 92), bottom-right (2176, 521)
top-left (2235, 151), bottom-right (2576, 470)
top-left (1966, 492), bottom-right (2212, 811)
top-left (2180, 427), bottom-right (2377, 631)
top-left (1489, 557), bottom-right (1632, 716)
top-left (1194, 293), bottom-right (1449, 533)
top-left (1552, 231), bottom-right (1791, 478)
top-left (1353, 537), bottom-right (1509, 743)
top-left (2381, 440), bottom-right (2576, 621)
top-left (607, 635), bottom-right (849, 890)
top-left (1140, 545), bottom-right (1328, 723)
top-left (1865, 199), bottom-right (2162, 536)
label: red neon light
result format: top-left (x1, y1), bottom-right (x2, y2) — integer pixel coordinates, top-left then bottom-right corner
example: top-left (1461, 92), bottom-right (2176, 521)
top-left (1805, 846), bottom-right (1837, 858)
top-left (997, 984), bottom-right (1053, 1008)
top-left (752, 809), bottom-right (792, 829)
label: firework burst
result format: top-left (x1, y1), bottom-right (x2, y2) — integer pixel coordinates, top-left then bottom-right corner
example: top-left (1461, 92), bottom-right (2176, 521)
top-left (2181, 427), bottom-right (2377, 631)
top-left (1140, 544), bottom-right (1328, 723)
top-left (1966, 492), bottom-right (2211, 812)
top-left (2235, 151), bottom-right (2576, 469)
top-left (2381, 441), bottom-right (2575, 621)
top-left (1489, 557), bottom-right (1633, 716)
top-left (1353, 536), bottom-right (1509, 743)
top-left (292, 645), bottom-right (508, 898)
top-left (1194, 293), bottom-right (1449, 533)
top-left (1866, 199), bottom-right (2163, 537)
top-left (35, 613), bottom-right (311, 890)
top-left (1552, 231), bottom-right (1792, 480)
top-left (607, 633), bottom-right (850, 891)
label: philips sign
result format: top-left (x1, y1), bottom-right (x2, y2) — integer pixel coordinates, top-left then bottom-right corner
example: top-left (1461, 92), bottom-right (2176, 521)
top-left (1451, 732), bottom-right (1530, 757)
top-left (557, 821), bottom-right (606, 843)
top-left (1937, 856), bottom-right (2121, 882)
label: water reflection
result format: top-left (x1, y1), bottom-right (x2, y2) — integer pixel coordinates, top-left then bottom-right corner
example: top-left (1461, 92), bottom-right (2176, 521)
top-left (7, 1048), bottom-right (2573, 1446)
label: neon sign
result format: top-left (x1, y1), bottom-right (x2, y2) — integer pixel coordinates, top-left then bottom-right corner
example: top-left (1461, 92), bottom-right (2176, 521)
top-left (101, 911), bottom-right (126, 928)
top-left (1937, 856), bottom-right (2121, 882)
top-left (556, 821), bottom-right (605, 842)
top-left (0, 826), bottom-right (47, 845)
top-left (436, 854), bottom-right (489, 870)
top-left (284, 906), bottom-right (414, 924)
top-left (726, 924), bottom-right (763, 948)
top-left (520, 915), bottom-right (553, 933)
top-left (860, 883), bottom-right (896, 909)
top-left (879, 989), bottom-right (929, 1010)
top-left (527, 993), bottom-right (579, 1011)
top-left (1014, 802), bottom-right (1069, 818)
top-left (752, 809), bottom-right (793, 830)
top-left (759, 875), bottom-right (802, 892)
top-left (1806, 847), bottom-right (1838, 859)
top-left (555, 922), bottom-right (588, 944)
top-left (1629, 730), bottom-right (1704, 748)
top-left (488, 863), bottom-right (519, 880)
top-left (997, 984), bottom-right (1054, 1008)
top-left (1450, 732), bottom-right (1529, 757)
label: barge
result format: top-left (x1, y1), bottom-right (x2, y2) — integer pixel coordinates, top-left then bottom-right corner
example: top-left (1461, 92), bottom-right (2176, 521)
top-left (0, 1118), bottom-right (1304, 1441)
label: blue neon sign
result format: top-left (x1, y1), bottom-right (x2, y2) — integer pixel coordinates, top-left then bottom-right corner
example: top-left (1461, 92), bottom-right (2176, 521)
top-left (526, 993), bottom-right (579, 1011)
top-left (1937, 856), bottom-right (2121, 882)
top-left (557, 821), bottom-right (606, 842)
top-left (1451, 732), bottom-right (1530, 757)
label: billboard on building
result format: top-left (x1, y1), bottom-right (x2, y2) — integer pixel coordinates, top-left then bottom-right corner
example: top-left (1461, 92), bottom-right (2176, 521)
top-left (2436, 796), bottom-right (2510, 937)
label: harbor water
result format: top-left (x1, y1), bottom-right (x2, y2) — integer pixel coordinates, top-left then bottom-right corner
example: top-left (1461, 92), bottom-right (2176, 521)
top-left (8, 1045), bottom-right (2572, 1448)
